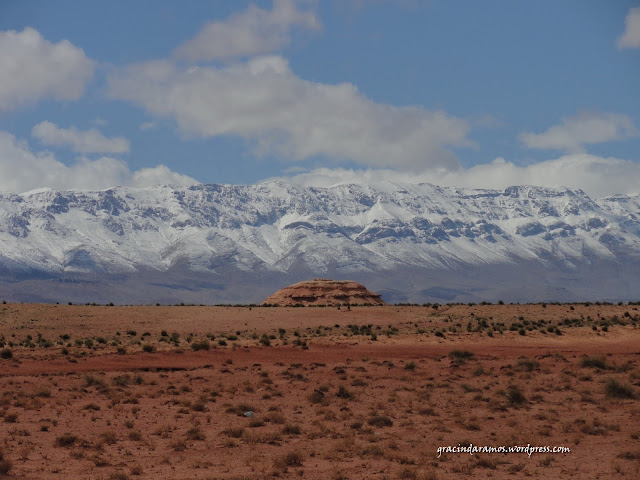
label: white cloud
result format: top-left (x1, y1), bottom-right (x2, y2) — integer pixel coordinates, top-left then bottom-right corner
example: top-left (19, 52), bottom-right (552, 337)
top-left (279, 154), bottom-right (640, 199)
top-left (173, 0), bottom-right (320, 63)
top-left (129, 165), bottom-right (197, 187)
top-left (0, 131), bottom-right (197, 193)
top-left (519, 112), bottom-right (638, 153)
top-left (618, 7), bottom-right (640, 49)
top-left (108, 56), bottom-right (470, 170)
top-left (32, 121), bottom-right (130, 154)
top-left (0, 27), bottom-right (94, 111)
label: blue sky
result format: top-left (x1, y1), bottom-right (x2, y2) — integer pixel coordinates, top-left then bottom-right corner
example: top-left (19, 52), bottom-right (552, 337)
top-left (0, 0), bottom-right (639, 197)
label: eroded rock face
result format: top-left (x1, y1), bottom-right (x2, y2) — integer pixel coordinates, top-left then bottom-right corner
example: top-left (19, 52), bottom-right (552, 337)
top-left (262, 278), bottom-right (387, 306)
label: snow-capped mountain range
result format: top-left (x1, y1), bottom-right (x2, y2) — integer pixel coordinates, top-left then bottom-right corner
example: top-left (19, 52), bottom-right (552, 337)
top-left (1, 181), bottom-right (639, 304)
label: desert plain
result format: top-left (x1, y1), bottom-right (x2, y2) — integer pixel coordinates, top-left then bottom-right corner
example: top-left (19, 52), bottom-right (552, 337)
top-left (0, 302), bottom-right (639, 479)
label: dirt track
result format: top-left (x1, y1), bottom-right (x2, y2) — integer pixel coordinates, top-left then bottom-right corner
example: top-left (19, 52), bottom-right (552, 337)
top-left (2, 335), bottom-right (639, 377)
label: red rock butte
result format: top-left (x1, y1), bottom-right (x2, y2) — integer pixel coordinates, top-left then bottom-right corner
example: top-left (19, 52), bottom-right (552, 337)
top-left (262, 278), bottom-right (387, 306)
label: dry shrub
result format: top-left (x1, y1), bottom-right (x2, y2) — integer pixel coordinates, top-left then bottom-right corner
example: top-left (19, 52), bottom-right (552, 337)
top-left (273, 450), bottom-right (304, 470)
top-left (0, 448), bottom-right (11, 475)
top-left (55, 433), bottom-right (79, 447)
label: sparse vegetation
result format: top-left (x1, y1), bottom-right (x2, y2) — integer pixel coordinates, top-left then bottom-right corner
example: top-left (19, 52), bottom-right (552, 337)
top-left (368, 415), bottom-right (393, 427)
top-left (186, 427), bottom-right (206, 441)
top-left (337, 385), bottom-right (354, 399)
top-left (55, 433), bottom-right (79, 447)
top-left (0, 301), bottom-right (637, 479)
top-left (0, 448), bottom-right (11, 475)
top-left (222, 427), bottom-right (245, 438)
top-left (308, 389), bottom-right (326, 404)
top-left (282, 424), bottom-right (302, 435)
top-left (191, 339), bottom-right (210, 351)
top-left (581, 356), bottom-right (608, 369)
top-left (605, 378), bottom-right (635, 399)
top-left (506, 385), bottom-right (527, 405)
top-left (273, 450), bottom-right (304, 470)
top-left (449, 350), bottom-right (474, 360)
top-left (225, 403), bottom-right (255, 416)
top-left (517, 358), bottom-right (540, 371)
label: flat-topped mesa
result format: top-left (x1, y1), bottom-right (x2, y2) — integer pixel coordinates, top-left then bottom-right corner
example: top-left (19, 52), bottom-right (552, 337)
top-left (262, 279), bottom-right (387, 306)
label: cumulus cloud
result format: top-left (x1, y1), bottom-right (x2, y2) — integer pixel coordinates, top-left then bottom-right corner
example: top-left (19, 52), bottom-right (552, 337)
top-left (0, 131), bottom-right (197, 193)
top-left (108, 56), bottom-right (470, 170)
top-left (173, 0), bottom-right (320, 63)
top-left (519, 112), bottom-right (638, 153)
top-left (32, 121), bottom-right (130, 154)
top-left (0, 27), bottom-right (94, 111)
top-left (108, 0), bottom-right (471, 170)
top-left (618, 7), bottom-right (640, 49)
top-left (279, 154), bottom-right (640, 199)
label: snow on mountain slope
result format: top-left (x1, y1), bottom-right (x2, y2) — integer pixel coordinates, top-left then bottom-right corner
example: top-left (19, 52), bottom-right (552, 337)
top-left (0, 181), bottom-right (639, 303)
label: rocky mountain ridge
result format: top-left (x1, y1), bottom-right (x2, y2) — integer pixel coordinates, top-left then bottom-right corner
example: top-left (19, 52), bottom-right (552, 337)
top-left (1, 181), bottom-right (639, 303)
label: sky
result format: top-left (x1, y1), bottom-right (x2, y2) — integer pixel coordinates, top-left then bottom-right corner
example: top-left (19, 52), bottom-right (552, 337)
top-left (0, 0), bottom-right (639, 198)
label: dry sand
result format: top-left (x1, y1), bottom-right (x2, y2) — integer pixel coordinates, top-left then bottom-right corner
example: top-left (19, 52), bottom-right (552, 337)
top-left (0, 303), bottom-right (639, 479)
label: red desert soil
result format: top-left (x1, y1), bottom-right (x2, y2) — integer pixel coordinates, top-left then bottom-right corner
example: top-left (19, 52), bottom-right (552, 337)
top-left (262, 279), bottom-right (387, 306)
top-left (0, 303), bottom-right (639, 479)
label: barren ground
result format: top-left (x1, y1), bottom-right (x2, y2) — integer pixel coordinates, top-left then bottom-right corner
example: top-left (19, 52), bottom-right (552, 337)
top-left (0, 303), bottom-right (639, 479)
